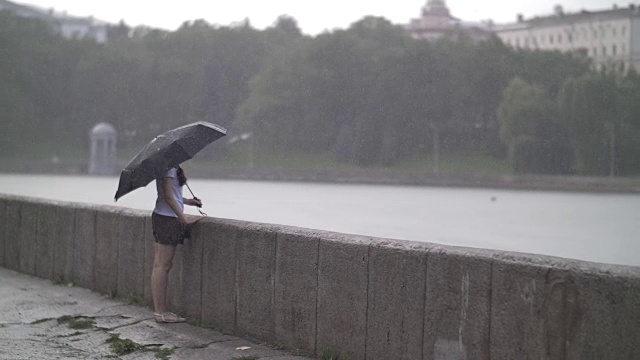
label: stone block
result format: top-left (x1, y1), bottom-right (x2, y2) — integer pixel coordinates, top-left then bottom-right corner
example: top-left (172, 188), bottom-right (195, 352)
top-left (491, 253), bottom-right (640, 360)
top-left (181, 218), bottom-right (206, 321)
top-left (19, 202), bottom-right (38, 275)
top-left (167, 216), bottom-right (205, 321)
top-left (424, 246), bottom-right (493, 360)
top-left (166, 243), bottom-right (185, 313)
top-left (52, 205), bottom-right (75, 283)
top-left (366, 240), bottom-right (430, 360)
top-left (4, 200), bottom-right (22, 271)
top-left (116, 209), bottom-right (146, 301)
top-left (274, 228), bottom-right (320, 354)
top-left (35, 204), bottom-right (56, 279)
top-left (94, 208), bottom-right (122, 295)
top-left (548, 262), bottom-right (640, 359)
top-left (0, 197), bottom-right (7, 267)
top-left (143, 216), bottom-right (155, 307)
top-left (235, 223), bottom-right (280, 343)
top-left (201, 220), bottom-right (240, 332)
top-left (317, 234), bottom-right (372, 360)
top-left (490, 254), bottom-right (552, 359)
top-left (73, 207), bottom-right (97, 289)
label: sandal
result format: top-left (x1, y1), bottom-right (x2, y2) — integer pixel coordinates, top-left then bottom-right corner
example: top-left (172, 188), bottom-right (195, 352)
top-left (154, 312), bottom-right (186, 323)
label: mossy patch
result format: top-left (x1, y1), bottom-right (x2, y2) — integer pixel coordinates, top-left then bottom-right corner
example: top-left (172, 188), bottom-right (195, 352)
top-left (154, 347), bottom-right (175, 360)
top-left (31, 318), bottom-right (54, 324)
top-left (57, 315), bottom-right (96, 330)
top-left (320, 347), bottom-right (348, 360)
top-left (126, 293), bottom-right (145, 306)
top-left (106, 333), bottom-right (174, 359)
top-left (106, 333), bottom-right (145, 356)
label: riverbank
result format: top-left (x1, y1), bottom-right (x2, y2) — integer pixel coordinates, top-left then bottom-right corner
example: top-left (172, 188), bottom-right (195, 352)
top-left (185, 167), bottom-right (640, 194)
top-left (2, 159), bottom-right (639, 194)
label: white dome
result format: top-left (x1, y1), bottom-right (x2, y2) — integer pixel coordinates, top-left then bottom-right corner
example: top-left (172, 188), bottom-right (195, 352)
top-left (91, 122), bottom-right (116, 137)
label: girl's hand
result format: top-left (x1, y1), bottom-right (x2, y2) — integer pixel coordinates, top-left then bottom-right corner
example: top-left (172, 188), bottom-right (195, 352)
top-left (186, 198), bottom-right (203, 207)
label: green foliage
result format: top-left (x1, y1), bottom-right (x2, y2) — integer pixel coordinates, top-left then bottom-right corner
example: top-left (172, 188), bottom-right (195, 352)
top-left (4, 9), bottom-right (634, 177)
top-left (558, 69), bottom-right (640, 176)
top-left (0, 11), bottom-right (267, 161)
top-left (237, 21), bottom-right (590, 170)
top-left (498, 77), bottom-right (573, 174)
top-left (499, 78), bottom-right (549, 144)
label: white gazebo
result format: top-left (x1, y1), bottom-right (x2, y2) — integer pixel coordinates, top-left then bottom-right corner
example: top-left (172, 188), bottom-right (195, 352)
top-left (89, 122), bottom-right (117, 175)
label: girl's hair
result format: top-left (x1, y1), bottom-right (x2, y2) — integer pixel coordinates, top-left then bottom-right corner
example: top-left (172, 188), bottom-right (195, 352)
top-left (176, 166), bottom-right (187, 186)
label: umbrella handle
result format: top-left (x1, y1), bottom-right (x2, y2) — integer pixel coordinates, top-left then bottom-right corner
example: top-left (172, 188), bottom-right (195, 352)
top-left (185, 183), bottom-right (207, 217)
top-left (185, 182), bottom-right (197, 199)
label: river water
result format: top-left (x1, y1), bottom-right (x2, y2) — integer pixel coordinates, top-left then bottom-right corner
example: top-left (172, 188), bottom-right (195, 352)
top-left (1, 174), bottom-right (638, 267)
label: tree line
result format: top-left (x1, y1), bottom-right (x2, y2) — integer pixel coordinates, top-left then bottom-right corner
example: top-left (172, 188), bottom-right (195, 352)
top-left (1, 10), bottom-right (639, 176)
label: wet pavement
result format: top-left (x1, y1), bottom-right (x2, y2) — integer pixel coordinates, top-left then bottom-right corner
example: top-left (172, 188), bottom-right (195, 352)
top-left (0, 267), bottom-right (312, 360)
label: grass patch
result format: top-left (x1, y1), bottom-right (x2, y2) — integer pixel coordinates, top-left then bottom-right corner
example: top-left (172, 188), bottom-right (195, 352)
top-left (392, 151), bottom-right (511, 175)
top-left (31, 318), bottom-right (53, 325)
top-left (57, 315), bottom-right (96, 330)
top-left (106, 334), bottom-right (145, 356)
top-left (247, 151), bottom-right (351, 171)
top-left (106, 334), bottom-right (174, 359)
top-left (320, 347), bottom-right (347, 360)
top-left (108, 289), bottom-right (118, 299)
top-left (154, 347), bottom-right (175, 360)
top-left (231, 356), bottom-right (258, 360)
top-left (126, 293), bottom-right (145, 306)
top-left (187, 147), bottom-right (512, 178)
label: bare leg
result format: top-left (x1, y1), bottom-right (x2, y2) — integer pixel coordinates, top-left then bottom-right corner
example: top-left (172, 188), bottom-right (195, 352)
top-left (151, 243), bottom-right (176, 314)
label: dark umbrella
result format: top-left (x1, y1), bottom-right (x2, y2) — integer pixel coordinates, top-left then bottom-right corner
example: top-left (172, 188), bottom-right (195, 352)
top-left (114, 121), bottom-right (227, 202)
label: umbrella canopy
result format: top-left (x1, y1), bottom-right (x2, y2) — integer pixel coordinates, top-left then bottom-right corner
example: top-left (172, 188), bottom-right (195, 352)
top-left (114, 121), bottom-right (227, 201)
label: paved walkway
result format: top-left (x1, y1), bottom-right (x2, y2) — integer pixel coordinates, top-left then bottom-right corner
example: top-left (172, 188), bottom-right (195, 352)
top-left (0, 267), bottom-right (312, 360)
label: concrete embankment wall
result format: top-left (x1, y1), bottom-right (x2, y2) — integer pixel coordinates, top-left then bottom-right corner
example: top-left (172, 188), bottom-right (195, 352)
top-left (1, 194), bottom-right (639, 359)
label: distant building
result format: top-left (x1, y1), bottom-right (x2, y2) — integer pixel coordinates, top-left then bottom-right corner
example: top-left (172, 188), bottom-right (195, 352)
top-left (0, 0), bottom-right (108, 43)
top-left (406, 0), bottom-right (492, 42)
top-left (491, 4), bottom-right (640, 71)
top-left (89, 122), bottom-right (117, 176)
top-left (57, 15), bottom-right (108, 43)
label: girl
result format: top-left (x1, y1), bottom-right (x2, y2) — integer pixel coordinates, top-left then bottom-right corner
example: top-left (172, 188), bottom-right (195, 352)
top-left (150, 166), bottom-right (202, 323)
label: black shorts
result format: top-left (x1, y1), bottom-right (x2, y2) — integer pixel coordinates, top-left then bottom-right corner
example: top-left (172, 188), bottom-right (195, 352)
top-left (152, 212), bottom-right (186, 245)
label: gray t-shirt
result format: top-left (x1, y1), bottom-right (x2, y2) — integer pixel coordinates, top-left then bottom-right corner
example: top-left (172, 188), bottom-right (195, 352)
top-left (153, 168), bottom-right (184, 217)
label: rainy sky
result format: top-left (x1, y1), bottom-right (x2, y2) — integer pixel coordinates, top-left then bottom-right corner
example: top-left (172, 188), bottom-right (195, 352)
top-left (16, 0), bottom-right (622, 35)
